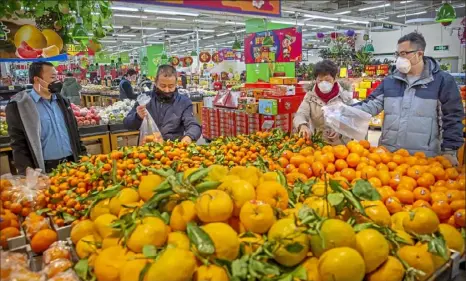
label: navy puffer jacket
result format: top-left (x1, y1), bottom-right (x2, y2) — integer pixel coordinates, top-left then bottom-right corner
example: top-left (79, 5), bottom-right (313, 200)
top-left (123, 90), bottom-right (201, 141)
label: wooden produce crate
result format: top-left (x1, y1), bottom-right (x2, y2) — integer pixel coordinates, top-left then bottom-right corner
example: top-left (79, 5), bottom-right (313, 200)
top-left (110, 130), bottom-right (139, 150)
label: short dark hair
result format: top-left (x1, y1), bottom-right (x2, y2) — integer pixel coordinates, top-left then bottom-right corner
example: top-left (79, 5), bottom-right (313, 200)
top-left (66, 72), bottom-right (73, 77)
top-left (155, 64), bottom-right (177, 81)
top-left (398, 32), bottom-right (426, 51)
top-left (313, 60), bottom-right (338, 78)
top-left (126, 69), bottom-right (137, 76)
top-left (29, 62), bottom-right (54, 84)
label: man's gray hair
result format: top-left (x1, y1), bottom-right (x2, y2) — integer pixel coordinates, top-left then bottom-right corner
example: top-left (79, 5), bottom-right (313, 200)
top-left (397, 32), bottom-right (426, 51)
top-left (155, 64), bottom-right (177, 81)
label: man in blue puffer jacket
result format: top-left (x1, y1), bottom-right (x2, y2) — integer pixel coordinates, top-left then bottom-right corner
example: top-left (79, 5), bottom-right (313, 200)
top-left (123, 65), bottom-right (201, 143)
top-left (354, 32), bottom-right (464, 164)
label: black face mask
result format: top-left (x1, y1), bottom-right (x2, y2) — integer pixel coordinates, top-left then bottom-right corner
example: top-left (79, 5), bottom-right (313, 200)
top-left (155, 87), bottom-right (176, 102)
top-left (48, 81), bottom-right (63, 94)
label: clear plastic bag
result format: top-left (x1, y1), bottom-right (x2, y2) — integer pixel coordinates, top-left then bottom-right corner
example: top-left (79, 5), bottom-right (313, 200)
top-left (47, 269), bottom-right (80, 281)
top-left (322, 102), bottom-right (372, 141)
top-left (137, 94), bottom-right (163, 145)
top-left (22, 213), bottom-right (50, 239)
top-left (0, 168), bottom-right (49, 216)
top-left (42, 258), bottom-right (73, 278)
top-left (43, 241), bottom-right (71, 266)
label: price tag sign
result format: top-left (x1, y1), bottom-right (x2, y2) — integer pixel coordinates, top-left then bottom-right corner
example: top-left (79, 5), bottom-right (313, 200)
top-left (8, 86), bottom-right (14, 90)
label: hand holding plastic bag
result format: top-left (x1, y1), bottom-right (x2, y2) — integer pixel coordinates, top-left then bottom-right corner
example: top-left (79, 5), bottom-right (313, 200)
top-left (322, 102), bottom-right (371, 141)
top-left (137, 94), bottom-right (163, 145)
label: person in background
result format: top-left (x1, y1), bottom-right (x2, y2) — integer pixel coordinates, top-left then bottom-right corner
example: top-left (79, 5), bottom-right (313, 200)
top-left (119, 69), bottom-right (138, 100)
top-left (61, 72), bottom-right (82, 105)
top-left (124, 64), bottom-right (201, 143)
top-left (293, 60), bottom-right (354, 145)
top-left (6, 62), bottom-right (86, 174)
top-left (354, 32), bottom-right (464, 164)
top-left (180, 72), bottom-right (188, 89)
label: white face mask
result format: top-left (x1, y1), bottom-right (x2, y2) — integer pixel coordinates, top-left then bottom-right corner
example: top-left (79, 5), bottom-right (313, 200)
top-left (396, 57), bottom-right (411, 74)
top-left (317, 81), bottom-right (334, 94)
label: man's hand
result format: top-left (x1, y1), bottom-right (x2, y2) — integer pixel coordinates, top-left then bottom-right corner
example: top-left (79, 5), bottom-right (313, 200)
top-left (136, 105), bottom-right (147, 119)
top-left (442, 151), bottom-right (459, 166)
top-left (326, 129), bottom-right (340, 141)
top-left (181, 136), bottom-right (192, 144)
top-left (298, 124), bottom-right (311, 139)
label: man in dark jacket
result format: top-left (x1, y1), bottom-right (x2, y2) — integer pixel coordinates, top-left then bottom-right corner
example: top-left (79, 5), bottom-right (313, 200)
top-left (119, 69), bottom-right (138, 100)
top-left (124, 65), bottom-right (201, 143)
top-left (6, 62), bottom-right (86, 174)
top-left (354, 32), bottom-right (464, 164)
top-left (61, 72), bottom-right (82, 105)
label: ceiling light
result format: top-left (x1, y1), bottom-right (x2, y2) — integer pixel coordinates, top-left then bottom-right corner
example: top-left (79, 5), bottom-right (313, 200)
top-left (113, 34), bottom-right (137, 37)
top-left (103, 25), bottom-right (123, 29)
top-left (318, 45), bottom-right (329, 48)
top-left (165, 28), bottom-right (190, 31)
top-left (143, 9), bottom-right (199, 16)
top-left (203, 35), bottom-right (214, 39)
top-left (303, 14), bottom-right (338, 21)
top-left (122, 41), bottom-right (142, 44)
top-left (113, 14), bottom-right (147, 19)
top-left (141, 31), bottom-right (165, 39)
top-left (226, 40), bottom-right (235, 44)
top-left (206, 44), bottom-right (215, 47)
top-left (358, 3), bottom-right (390, 11)
top-left (397, 11), bottom-right (427, 17)
top-left (100, 40), bottom-right (118, 43)
top-left (340, 19), bottom-right (369, 24)
top-left (147, 41), bottom-right (164, 44)
top-left (156, 16), bottom-right (186, 21)
top-left (335, 11), bottom-right (351, 15)
top-left (170, 32), bottom-right (195, 39)
top-left (234, 29), bottom-right (246, 33)
top-left (378, 17), bottom-right (390, 20)
top-left (130, 26), bottom-right (158, 30)
top-left (306, 24), bottom-right (334, 29)
top-left (111, 6), bottom-right (139, 12)
top-left (224, 21), bottom-right (246, 26)
top-left (270, 19), bottom-right (305, 26)
top-left (198, 29), bottom-right (215, 32)
top-left (283, 10), bottom-right (296, 14)
top-left (217, 32), bottom-right (230, 37)
top-left (399, 1), bottom-right (413, 3)
top-left (194, 19), bottom-right (219, 24)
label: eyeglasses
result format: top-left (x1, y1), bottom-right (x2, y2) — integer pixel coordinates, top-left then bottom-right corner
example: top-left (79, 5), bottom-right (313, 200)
top-left (394, 50), bottom-right (417, 58)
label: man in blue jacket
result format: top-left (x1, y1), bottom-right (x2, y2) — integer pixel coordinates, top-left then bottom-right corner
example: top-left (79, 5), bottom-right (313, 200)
top-left (123, 65), bottom-right (201, 144)
top-left (354, 32), bottom-right (464, 165)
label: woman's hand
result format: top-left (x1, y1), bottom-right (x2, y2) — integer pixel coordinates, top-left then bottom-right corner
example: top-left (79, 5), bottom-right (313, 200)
top-left (298, 124), bottom-right (311, 139)
top-left (136, 105), bottom-right (147, 119)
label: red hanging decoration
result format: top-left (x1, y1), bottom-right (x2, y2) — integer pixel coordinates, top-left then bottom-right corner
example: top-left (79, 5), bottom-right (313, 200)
top-left (183, 56), bottom-right (193, 67)
top-left (171, 56), bottom-right (180, 66)
top-left (212, 52), bottom-right (223, 63)
top-left (199, 51), bottom-right (211, 63)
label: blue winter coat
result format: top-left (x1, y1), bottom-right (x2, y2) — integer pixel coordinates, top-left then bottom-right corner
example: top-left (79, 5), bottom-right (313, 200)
top-left (123, 90), bottom-right (201, 142)
top-left (354, 57), bottom-right (464, 156)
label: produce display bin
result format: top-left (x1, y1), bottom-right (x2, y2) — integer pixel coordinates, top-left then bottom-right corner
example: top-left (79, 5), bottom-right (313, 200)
top-left (110, 130), bottom-right (139, 150)
top-left (81, 133), bottom-right (111, 155)
top-left (51, 222), bottom-right (72, 242)
top-left (78, 125), bottom-right (109, 137)
top-left (108, 123), bottom-right (126, 132)
top-left (0, 135), bottom-right (10, 145)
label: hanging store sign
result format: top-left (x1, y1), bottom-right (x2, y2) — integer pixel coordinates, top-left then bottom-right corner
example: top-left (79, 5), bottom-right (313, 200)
top-left (117, 0), bottom-right (281, 17)
top-left (244, 27), bottom-right (302, 64)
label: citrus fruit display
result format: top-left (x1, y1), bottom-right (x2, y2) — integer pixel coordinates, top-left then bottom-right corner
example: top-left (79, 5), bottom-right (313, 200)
top-left (0, 129), bottom-right (464, 281)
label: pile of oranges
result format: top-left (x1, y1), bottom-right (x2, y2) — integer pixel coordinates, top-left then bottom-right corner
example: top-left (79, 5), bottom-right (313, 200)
top-left (0, 130), bottom-right (463, 229)
top-left (276, 140), bottom-right (465, 228)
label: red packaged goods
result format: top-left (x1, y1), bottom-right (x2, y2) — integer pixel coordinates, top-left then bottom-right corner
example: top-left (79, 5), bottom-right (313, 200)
top-left (260, 114), bottom-right (291, 132)
top-left (244, 82), bottom-right (273, 89)
top-left (263, 95), bottom-right (304, 115)
top-left (295, 84), bottom-right (306, 95)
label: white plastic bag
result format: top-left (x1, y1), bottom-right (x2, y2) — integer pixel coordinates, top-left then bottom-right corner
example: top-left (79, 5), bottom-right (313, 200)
top-left (137, 94), bottom-right (163, 145)
top-left (322, 102), bottom-right (371, 141)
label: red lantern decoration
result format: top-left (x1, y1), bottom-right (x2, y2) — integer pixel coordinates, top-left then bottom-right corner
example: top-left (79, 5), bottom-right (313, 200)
top-left (330, 32), bottom-right (339, 40)
top-left (212, 52), bottom-right (223, 63)
top-left (171, 56), bottom-right (180, 66)
top-left (183, 56), bottom-right (193, 67)
top-left (199, 51), bottom-right (211, 63)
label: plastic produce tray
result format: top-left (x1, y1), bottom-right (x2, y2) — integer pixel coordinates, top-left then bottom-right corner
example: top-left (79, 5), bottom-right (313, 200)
top-left (78, 125), bottom-right (109, 137)
top-left (108, 123), bottom-right (127, 132)
top-left (0, 135), bottom-right (10, 145)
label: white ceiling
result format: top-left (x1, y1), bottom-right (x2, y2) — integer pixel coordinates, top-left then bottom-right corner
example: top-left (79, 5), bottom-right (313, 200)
top-left (101, 0), bottom-right (465, 56)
